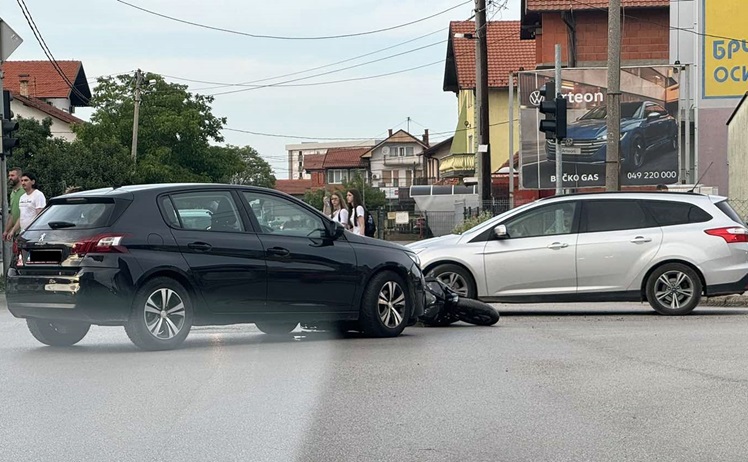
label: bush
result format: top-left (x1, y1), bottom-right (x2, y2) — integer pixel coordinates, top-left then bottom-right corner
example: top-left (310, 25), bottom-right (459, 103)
top-left (452, 210), bottom-right (493, 234)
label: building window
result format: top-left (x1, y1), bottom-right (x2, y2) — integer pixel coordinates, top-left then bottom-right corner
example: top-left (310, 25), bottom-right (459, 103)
top-left (395, 146), bottom-right (414, 157)
top-left (326, 169), bottom-right (350, 184)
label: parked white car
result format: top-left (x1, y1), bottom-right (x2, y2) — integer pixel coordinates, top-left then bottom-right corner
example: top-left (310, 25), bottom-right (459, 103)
top-left (408, 192), bottom-right (748, 315)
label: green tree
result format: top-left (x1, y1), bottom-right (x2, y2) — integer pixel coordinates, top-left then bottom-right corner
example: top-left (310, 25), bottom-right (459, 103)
top-left (12, 117), bottom-right (133, 198)
top-left (80, 72), bottom-right (238, 183)
top-left (225, 145), bottom-right (276, 188)
top-left (303, 188), bottom-right (327, 211)
top-left (343, 174), bottom-right (385, 209)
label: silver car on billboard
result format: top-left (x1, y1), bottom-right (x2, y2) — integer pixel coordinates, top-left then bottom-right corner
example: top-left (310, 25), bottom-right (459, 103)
top-left (408, 192), bottom-right (748, 315)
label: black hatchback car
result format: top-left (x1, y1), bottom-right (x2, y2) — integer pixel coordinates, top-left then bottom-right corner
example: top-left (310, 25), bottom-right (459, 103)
top-left (6, 184), bottom-right (426, 350)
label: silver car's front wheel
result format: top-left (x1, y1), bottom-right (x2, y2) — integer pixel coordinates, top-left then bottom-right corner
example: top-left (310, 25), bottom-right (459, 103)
top-left (125, 277), bottom-right (193, 350)
top-left (645, 263), bottom-right (702, 315)
top-left (428, 263), bottom-right (476, 299)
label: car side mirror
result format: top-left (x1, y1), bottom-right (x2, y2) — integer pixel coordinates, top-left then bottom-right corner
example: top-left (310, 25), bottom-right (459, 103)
top-left (647, 112), bottom-right (661, 120)
top-left (329, 221), bottom-right (346, 239)
top-left (494, 224), bottom-right (509, 239)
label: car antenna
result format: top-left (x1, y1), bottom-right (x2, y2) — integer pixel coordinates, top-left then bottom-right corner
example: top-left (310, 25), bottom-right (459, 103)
top-left (687, 162), bottom-right (714, 193)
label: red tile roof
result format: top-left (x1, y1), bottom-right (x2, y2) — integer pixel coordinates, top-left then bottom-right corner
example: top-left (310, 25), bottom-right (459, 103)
top-left (0, 60), bottom-right (91, 105)
top-left (303, 153), bottom-right (325, 171)
top-left (323, 147), bottom-right (369, 168)
top-left (448, 21), bottom-right (536, 89)
top-left (526, 0), bottom-right (668, 11)
top-left (275, 179), bottom-right (316, 196)
top-left (11, 91), bottom-right (85, 125)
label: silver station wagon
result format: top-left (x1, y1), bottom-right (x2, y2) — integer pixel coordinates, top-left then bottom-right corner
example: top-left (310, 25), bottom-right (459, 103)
top-left (409, 192), bottom-right (748, 315)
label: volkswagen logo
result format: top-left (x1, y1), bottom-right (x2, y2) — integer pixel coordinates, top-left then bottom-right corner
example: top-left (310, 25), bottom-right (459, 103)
top-left (564, 138), bottom-right (574, 146)
top-left (528, 90), bottom-right (544, 107)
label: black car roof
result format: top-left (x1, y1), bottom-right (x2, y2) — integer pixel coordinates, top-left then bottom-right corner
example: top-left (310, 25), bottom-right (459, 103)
top-left (59, 183), bottom-right (281, 199)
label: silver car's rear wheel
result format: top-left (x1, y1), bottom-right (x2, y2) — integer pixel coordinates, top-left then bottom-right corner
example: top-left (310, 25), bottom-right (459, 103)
top-left (645, 263), bottom-right (702, 315)
top-left (428, 263), bottom-right (476, 299)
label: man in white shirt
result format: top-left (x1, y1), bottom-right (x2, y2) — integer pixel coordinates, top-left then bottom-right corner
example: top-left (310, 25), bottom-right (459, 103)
top-left (11, 172), bottom-right (46, 234)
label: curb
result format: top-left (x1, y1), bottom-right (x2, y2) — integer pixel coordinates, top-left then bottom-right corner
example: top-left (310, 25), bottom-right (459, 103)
top-left (702, 295), bottom-right (748, 308)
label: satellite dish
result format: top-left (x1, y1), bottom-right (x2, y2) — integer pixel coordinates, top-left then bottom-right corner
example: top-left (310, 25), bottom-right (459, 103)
top-left (382, 146), bottom-right (390, 155)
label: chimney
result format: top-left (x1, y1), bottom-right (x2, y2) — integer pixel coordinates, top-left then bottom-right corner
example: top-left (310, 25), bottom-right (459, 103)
top-left (19, 74), bottom-right (30, 97)
top-left (388, 129), bottom-right (393, 137)
top-left (422, 129), bottom-right (430, 147)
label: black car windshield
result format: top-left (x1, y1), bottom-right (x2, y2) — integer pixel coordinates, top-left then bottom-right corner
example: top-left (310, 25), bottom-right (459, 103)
top-left (579, 102), bottom-right (642, 120)
top-left (28, 202), bottom-right (115, 230)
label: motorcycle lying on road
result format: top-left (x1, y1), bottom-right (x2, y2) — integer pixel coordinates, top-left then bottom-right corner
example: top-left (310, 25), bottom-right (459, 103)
top-left (420, 277), bottom-right (500, 327)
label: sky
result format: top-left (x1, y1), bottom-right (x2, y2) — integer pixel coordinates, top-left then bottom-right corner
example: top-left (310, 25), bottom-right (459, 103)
top-left (1, 0), bottom-right (521, 179)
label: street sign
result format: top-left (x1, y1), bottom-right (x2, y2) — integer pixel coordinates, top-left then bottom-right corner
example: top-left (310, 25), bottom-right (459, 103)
top-left (0, 19), bottom-right (23, 62)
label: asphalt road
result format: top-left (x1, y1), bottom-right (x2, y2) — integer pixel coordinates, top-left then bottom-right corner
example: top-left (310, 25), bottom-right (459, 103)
top-left (2, 300), bottom-right (748, 462)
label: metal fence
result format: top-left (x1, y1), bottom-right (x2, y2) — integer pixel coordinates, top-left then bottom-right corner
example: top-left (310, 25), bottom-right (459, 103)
top-left (729, 199), bottom-right (748, 221)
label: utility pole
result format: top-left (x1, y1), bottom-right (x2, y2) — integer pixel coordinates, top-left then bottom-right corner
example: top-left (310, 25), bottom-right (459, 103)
top-left (475, 0), bottom-right (491, 204)
top-left (605, 0), bottom-right (622, 191)
top-left (554, 44), bottom-right (563, 195)
top-left (508, 72), bottom-right (515, 209)
top-left (131, 69), bottom-right (143, 162)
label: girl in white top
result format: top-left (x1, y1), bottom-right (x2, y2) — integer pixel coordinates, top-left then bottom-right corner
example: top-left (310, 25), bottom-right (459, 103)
top-left (346, 188), bottom-right (365, 236)
top-left (329, 191), bottom-right (350, 229)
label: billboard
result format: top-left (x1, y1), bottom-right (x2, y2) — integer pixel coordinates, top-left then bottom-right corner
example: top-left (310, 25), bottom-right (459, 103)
top-left (703, 0), bottom-right (747, 98)
top-left (518, 66), bottom-right (680, 189)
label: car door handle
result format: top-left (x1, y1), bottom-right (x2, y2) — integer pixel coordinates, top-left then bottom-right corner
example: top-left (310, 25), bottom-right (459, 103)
top-left (187, 242), bottom-right (212, 251)
top-left (630, 236), bottom-right (652, 243)
top-left (267, 247), bottom-right (290, 257)
top-left (547, 242), bottom-right (568, 249)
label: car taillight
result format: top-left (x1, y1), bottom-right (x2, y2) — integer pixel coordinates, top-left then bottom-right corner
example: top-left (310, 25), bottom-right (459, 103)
top-left (14, 240), bottom-right (23, 267)
top-left (72, 234), bottom-right (129, 255)
top-left (705, 227), bottom-right (748, 243)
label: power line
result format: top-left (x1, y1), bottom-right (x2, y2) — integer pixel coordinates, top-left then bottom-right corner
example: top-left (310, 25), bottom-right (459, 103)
top-left (15, 0), bottom-right (90, 104)
top-left (116, 0), bottom-right (471, 40)
top-left (163, 28), bottom-right (448, 92)
top-left (208, 60), bottom-right (443, 95)
top-left (206, 42), bottom-right (445, 96)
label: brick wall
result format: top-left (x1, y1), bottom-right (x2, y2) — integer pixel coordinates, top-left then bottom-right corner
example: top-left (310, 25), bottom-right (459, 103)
top-left (536, 9), bottom-right (669, 67)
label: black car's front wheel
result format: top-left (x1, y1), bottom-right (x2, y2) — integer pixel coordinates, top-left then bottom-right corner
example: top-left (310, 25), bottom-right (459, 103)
top-left (125, 277), bottom-right (194, 350)
top-left (628, 134), bottom-right (646, 170)
top-left (26, 319), bottom-right (91, 346)
top-left (358, 271), bottom-right (411, 337)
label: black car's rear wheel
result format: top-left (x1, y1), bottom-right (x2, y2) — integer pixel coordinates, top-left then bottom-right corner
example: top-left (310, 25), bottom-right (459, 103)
top-left (26, 319), bottom-right (90, 346)
top-left (125, 277), bottom-right (193, 350)
top-left (358, 271), bottom-right (411, 337)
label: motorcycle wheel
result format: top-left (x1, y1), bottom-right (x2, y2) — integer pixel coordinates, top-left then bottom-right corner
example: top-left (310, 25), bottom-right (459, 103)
top-left (453, 298), bottom-right (500, 326)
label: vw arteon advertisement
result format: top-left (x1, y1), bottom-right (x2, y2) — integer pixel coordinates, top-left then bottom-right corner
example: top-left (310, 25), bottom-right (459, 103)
top-left (518, 66), bottom-right (681, 189)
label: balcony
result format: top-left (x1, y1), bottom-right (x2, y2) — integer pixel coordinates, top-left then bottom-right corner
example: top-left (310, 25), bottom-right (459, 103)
top-left (383, 154), bottom-right (421, 166)
top-left (439, 153), bottom-right (475, 178)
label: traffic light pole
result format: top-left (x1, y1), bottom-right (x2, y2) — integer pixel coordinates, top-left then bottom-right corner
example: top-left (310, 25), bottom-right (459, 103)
top-left (554, 44), bottom-right (562, 195)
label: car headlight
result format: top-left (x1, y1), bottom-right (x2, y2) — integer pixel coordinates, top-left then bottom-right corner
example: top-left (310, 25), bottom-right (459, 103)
top-left (599, 133), bottom-right (626, 141)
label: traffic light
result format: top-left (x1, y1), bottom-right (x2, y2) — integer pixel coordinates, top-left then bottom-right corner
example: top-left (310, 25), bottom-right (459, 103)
top-left (2, 90), bottom-right (19, 156)
top-left (537, 80), bottom-right (568, 141)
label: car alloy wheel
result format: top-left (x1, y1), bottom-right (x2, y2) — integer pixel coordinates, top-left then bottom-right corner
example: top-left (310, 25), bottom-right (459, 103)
top-left (358, 271), bottom-right (411, 337)
top-left (427, 263), bottom-right (476, 299)
top-left (125, 277), bottom-right (194, 350)
top-left (143, 288), bottom-right (187, 340)
top-left (378, 280), bottom-right (406, 328)
top-left (646, 263), bottom-right (702, 315)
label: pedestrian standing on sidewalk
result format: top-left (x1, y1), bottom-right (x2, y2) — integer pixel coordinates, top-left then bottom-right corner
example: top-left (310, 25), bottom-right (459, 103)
top-left (3, 167), bottom-right (24, 241)
top-left (346, 188), bottom-right (365, 236)
top-left (329, 191), bottom-right (350, 229)
top-left (10, 172), bottom-right (46, 235)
